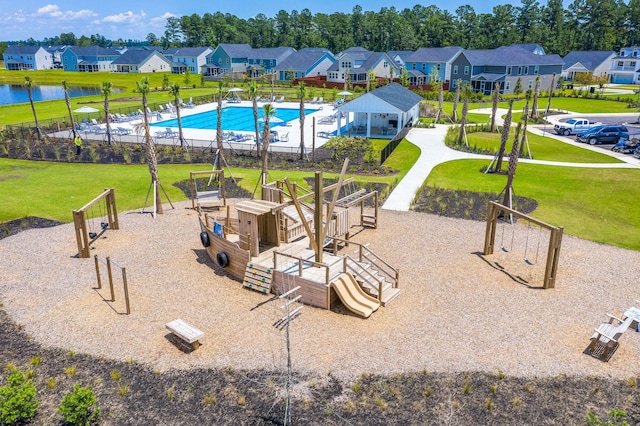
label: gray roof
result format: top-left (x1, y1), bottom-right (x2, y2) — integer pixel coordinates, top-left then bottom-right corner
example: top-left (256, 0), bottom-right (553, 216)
top-left (338, 46), bottom-right (372, 61)
top-left (462, 46), bottom-right (563, 66)
top-left (216, 44), bottom-right (254, 58)
top-left (275, 49), bottom-right (334, 71)
top-left (510, 43), bottom-right (545, 54)
top-left (407, 70), bottom-right (426, 77)
top-left (111, 50), bottom-right (167, 65)
top-left (172, 47), bottom-right (212, 57)
top-left (388, 50), bottom-right (414, 62)
top-left (405, 47), bottom-right (463, 63)
top-left (4, 45), bottom-right (45, 55)
top-left (65, 46), bottom-right (120, 57)
top-left (251, 47), bottom-right (295, 60)
top-left (359, 52), bottom-right (396, 71)
top-left (370, 83), bottom-right (423, 112)
top-left (472, 73), bottom-right (505, 81)
top-left (562, 51), bottom-right (615, 71)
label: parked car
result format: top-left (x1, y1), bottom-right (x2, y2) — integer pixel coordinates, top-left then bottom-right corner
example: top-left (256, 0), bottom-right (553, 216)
top-left (575, 125), bottom-right (629, 145)
top-left (554, 118), bottom-right (600, 136)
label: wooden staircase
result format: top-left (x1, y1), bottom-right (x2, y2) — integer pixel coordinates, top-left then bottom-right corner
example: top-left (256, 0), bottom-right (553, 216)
top-left (344, 255), bottom-right (400, 306)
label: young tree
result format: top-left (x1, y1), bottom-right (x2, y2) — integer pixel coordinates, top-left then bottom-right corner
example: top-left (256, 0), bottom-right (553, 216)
top-left (457, 82), bottom-right (472, 146)
top-left (400, 67), bottom-right (410, 87)
top-left (368, 69), bottom-right (377, 91)
top-left (168, 83), bottom-right (186, 148)
top-left (452, 79), bottom-right (462, 122)
top-left (513, 77), bottom-right (523, 99)
top-left (490, 82), bottom-right (500, 132)
top-left (296, 82), bottom-right (307, 160)
top-left (24, 76), bottom-right (43, 140)
top-left (135, 77), bottom-right (162, 215)
top-left (216, 81), bottom-right (225, 154)
top-left (184, 67), bottom-right (191, 86)
top-left (248, 80), bottom-right (261, 155)
top-left (260, 103), bottom-right (276, 184)
top-left (494, 100), bottom-right (514, 173)
top-left (61, 80), bottom-right (77, 138)
top-left (101, 81), bottom-right (113, 145)
top-left (531, 75), bottom-right (541, 120)
top-left (162, 73), bottom-right (169, 91)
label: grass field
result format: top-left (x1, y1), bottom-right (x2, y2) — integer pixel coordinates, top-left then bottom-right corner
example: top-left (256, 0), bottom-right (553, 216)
top-left (427, 160), bottom-right (640, 250)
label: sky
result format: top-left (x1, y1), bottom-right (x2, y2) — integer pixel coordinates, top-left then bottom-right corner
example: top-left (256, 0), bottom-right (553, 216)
top-left (0, 1), bottom-right (543, 42)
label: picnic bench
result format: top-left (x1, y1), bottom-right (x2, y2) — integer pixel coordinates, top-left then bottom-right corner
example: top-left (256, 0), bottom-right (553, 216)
top-left (589, 314), bottom-right (634, 359)
top-left (165, 319), bottom-right (204, 351)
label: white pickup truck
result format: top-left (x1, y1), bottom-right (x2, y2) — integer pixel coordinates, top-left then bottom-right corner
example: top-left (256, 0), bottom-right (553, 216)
top-left (553, 118), bottom-right (600, 136)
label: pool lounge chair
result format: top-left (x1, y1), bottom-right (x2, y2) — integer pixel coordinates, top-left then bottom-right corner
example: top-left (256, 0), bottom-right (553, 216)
top-left (317, 97), bottom-right (324, 104)
top-left (309, 97), bottom-right (317, 104)
top-left (276, 96), bottom-right (284, 103)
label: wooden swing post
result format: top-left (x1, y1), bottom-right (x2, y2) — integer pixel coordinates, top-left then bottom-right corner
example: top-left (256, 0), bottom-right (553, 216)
top-left (73, 188), bottom-right (119, 258)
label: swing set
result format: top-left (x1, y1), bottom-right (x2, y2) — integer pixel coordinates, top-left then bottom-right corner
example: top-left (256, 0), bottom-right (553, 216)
top-left (72, 188), bottom-right (119, 258)
top-left (483, 201), bottom-right (563, 289)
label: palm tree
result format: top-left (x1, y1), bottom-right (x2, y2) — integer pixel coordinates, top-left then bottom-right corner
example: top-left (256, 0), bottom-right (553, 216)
top-left (490, 82), bottom-right (500, 132)
top-left (456, 82), bottom-right (472, 146)
top-left (101, 81), bottom-right (113, 145)
top-left (248, 80), bottom-right (260, 156)
top-left (24, 76), bottom-right (43, 140)
top-left (545, 73), bottom-right (557, 117)
top-left (216, 81), bottom-right (225, 154)
top-left (452, 79), bottom-right (461, 122)
top-left (168, 83), bottom-right (185, 148)
top-left (61, 80), bottom-right (77, 138)
top-left (519, 90), bottom-right (533, 158)
top-left (494, 100), bottom-right (514, 173)
top-left (296, 82), bottom-right (307, 160)
top-left (260, 103), bottom-right (276, 185)
top-left (135, 77), bottom-right (162, 215)
top-left (531, 75), bottom-right (541, 120)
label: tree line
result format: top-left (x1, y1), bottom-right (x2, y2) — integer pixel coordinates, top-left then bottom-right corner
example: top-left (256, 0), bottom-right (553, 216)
top-left (6, 1), bottom-right (640, 57)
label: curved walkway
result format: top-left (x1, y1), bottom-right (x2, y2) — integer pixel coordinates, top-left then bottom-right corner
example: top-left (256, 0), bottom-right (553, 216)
top-left (382, 119), bottom-right (640, 212)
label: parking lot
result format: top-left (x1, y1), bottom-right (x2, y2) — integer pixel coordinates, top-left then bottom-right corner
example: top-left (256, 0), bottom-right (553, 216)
top-left (549, 114), bottom-right (640, 153)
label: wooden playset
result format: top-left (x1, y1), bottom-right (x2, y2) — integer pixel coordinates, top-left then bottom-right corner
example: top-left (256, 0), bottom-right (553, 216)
top-left (196, 160), bottom-right (400, 318)
top-left (483, 200), bottom-right (563, 289)
top-left (72, 188), bottom-right (119, 258)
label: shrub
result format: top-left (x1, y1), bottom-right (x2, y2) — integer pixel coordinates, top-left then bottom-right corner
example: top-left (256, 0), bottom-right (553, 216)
top-left (0, 370), bottom-right (39, 425)
top-left (58, 385), bottom-right (100, 426)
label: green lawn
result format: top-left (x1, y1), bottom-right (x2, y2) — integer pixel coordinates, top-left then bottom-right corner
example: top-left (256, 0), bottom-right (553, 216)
top-left (466, 131), bottom-right (622, 163)
top-left (496, 96), bottom-right (638, 114)
top-left (427, 160), bottom-right (640, 250)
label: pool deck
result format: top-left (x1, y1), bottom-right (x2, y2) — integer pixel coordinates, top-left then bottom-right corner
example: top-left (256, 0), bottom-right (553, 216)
top-left (59, 100), bottom-right (343, 155)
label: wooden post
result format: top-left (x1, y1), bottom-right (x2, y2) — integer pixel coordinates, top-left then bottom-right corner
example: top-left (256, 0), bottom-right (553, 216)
top-left (483, 201), bottom-right (498, 255)
top-left (106, 257), bottom-right (116, 302)
top-left (122, 266), bottom-right (131, 314)
top-left (312, 117), bottom-right (316, 162)
top-left (374, 191), bottom-right (379, 229)
top-left (106, 188), bottom-right (119, 230)
top-left (544, 226), bottom-right (563, 289)
top-left (73, 210), bottom-right (90, 258)
top-left (314, 171), bottom-right (323, 263)
top-left (94, 255), bottom-right (102, 289)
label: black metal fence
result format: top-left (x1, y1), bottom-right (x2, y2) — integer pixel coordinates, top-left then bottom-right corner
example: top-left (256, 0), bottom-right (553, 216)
top-left (379, 126), bottom-right (410, 164)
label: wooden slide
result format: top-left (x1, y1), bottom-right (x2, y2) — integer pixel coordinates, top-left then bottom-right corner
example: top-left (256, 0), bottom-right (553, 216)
top-left (331, 272), bottom-right (381, 318)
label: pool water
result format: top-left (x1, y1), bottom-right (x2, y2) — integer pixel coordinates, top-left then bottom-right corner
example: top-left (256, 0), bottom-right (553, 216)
top-left (151, 105), bottom-right (315, 132)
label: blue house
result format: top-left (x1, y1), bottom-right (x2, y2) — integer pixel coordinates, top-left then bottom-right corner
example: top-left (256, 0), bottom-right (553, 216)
top-left (3, 46), bottom-right (53, 70)
top-left (61, 46), bottom-right (120, 72)
top-left (246, 47), bottom-right (295, 77)
top-left (274, 48), bottom-right (335, 81)
top-left (449, 45), bottom-right (564, 95)
top-left (403, 47), bottom-right (463, 85)
top-left (203, 44), bottom-right (254, 76)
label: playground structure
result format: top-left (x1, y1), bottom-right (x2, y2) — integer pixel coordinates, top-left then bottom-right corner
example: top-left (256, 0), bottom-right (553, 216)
top-left (94, 255), bottom-right (131, 315)
top-left (197, 160), bottom-right (400, 318)
top-left (483, 201), bottom-right (563, 289)
top-left (72, 188), bottom-right (119, 258)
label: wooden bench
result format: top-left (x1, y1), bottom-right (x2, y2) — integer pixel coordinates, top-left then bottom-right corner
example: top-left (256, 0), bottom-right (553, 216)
top-left (165, 319), bottom-right (204, 351)
top-left (589, 314), bottom-right (633, 359)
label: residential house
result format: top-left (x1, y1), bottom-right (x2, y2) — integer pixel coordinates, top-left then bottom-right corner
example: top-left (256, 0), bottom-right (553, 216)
top-left (61, 46), bottom-right (120, 72)
top-left (403, 46), bottom-right (463, 86)
top-left (449, 45), bottom-right (564, 95)
top-left (165, 47), bottom-right (213, 74)
top-left (203, 44), bottom-right (254, 76)
top-left (327, 47), bottom-right (401, 86)
top-left (562, 51), bottom-right (616, 81)
top-left (511, 44), bottom-right (546, 55)
top-left (274, 48), bottom-right (335, 81)
top-left (110, 50), bottom-right (173, 73)
top-left (3, 46), bottom-right (53, 70)
top-left (609, 47), bottom-right (640, 84)
top-left (336, 82), bottom-right (422, 139)
top-left (387, 50), bottom-right (414, 68)
top-left (245, 47), bottom-right (295, 77)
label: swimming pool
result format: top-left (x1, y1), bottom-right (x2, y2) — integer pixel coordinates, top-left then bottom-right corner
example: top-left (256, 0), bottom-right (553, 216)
top-left (151, 105), bottom-right (316, 132)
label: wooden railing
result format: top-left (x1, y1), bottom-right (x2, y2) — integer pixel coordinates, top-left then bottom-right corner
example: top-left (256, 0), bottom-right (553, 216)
top-left (328, 236), bottom-right (399, 288)
top-left (343, 255), bottom-right (385, 302)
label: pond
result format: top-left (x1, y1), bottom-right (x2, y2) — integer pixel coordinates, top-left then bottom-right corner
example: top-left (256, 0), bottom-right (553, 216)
top-left (0, 84), bottom-right (121, 106)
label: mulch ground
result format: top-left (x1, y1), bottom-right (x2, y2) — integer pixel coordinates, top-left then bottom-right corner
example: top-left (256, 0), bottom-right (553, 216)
top-left (2, 209), bottom-right (640, 424)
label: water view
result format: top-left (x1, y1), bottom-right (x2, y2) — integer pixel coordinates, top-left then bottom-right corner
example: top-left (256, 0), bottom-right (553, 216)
top-left (0, 84), bottom-right (121, 106)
